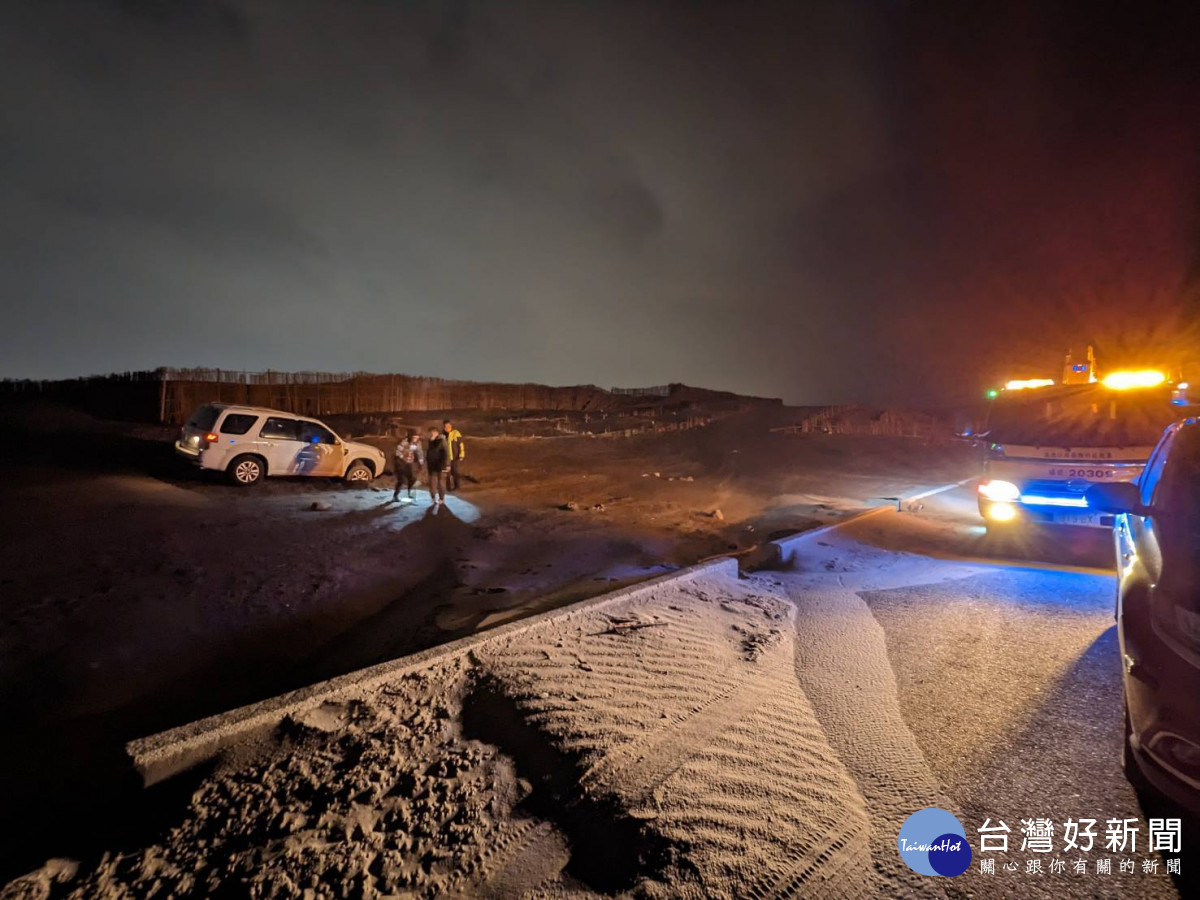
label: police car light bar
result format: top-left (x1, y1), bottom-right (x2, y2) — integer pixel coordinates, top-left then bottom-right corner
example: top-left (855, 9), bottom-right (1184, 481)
top-left (1003, 379), bottom-right (1056, 391)
top-left (1101, 370), bottom-right (1166, 390)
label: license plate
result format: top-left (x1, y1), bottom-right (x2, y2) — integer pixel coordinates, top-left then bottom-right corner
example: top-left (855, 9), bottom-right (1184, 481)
top-left (1055, 513), bottom-right (1098, 527)
top-left (1046, 467), bottom-right (1120, 479)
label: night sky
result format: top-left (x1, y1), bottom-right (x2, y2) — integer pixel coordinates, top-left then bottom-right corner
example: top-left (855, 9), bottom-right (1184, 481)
top-left (2, 1), bottom-right (1199, 404)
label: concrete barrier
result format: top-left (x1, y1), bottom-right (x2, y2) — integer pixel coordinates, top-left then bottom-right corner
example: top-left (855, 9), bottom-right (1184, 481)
top-left (767, 479), bottom-right (973, 568)
top-left (128, 557), bottom-right (739, 787)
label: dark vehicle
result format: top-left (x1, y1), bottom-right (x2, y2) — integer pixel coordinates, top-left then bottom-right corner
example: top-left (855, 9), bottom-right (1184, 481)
top-left (1088, 416), bottom-right (1200, 812)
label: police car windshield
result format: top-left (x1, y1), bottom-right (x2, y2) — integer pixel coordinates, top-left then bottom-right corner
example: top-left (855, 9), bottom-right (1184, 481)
top-left (985, 385), bottom-right (1174, 447)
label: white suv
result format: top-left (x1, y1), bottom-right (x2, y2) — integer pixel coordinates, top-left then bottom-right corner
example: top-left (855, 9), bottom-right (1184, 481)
top-left (175, 403), bottom-right (387, 486)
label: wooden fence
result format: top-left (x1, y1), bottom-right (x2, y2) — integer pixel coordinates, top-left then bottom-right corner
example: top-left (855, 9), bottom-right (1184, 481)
top-left (0, 371), bottom-right (163, 422)
top-left (155, 369), bottom-right (631, 424)
top-left (610, 385), bottom-right (671, 397)
top-left (1, 370), bottom-right (783, 426)
top-left (770, 404), bottom-right (949, 438)
top-left (2, 369), bottom-right (638, 424)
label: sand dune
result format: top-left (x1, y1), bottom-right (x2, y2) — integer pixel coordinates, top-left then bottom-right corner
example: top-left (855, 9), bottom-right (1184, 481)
top-left (6, 569), bottom-right (884, 899)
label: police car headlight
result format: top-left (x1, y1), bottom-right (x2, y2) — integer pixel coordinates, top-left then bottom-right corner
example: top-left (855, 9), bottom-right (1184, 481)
top-left (987, 502), bottom-right (1017, 522)
top-left (979, 479), bottom-right (1021, 502)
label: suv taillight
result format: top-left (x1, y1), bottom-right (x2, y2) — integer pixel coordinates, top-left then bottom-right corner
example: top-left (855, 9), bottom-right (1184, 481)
top-left (204, 432), bottom-right (219, 444)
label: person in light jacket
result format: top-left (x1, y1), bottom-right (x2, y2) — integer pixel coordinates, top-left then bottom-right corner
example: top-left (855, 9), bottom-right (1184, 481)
top-left (392, 429), bottom-right (424, 502)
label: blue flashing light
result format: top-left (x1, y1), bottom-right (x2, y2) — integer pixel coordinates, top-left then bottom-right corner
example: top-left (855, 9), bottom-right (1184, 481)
top-left (1020, 494), bottom-right (1089, 508)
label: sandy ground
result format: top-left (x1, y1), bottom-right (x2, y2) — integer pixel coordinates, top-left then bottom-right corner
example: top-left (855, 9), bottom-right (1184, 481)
top-left (4, 436), bottom-right (1193, 898)
top-left (0, 404), bottom-right (976, 884)
top-left (4, 570), bottom-right (880, 900)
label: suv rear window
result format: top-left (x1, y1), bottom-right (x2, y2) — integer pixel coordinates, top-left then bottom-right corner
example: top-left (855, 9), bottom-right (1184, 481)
top-left (260, 417), bottom-right (300, 440)
top-left (219, 413), bottom-right (259, 436)
top-left (187, 405), bottom-right (220, 432)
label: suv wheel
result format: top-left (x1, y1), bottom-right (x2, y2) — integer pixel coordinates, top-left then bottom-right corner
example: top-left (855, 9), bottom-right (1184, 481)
top-left (1123, 700), bottom-right (1139, 777)
top-left (1122, 697), bottom-right (1151, 797)
top-left (228, 455), bottom-right (265, 486)
top-left (344, 460), bottom-right (373, 483)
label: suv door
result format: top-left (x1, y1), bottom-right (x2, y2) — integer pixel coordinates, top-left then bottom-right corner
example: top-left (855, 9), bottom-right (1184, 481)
top-left (257, 416), bottom-right (305, 475)
top-left (1120, 427), bottom-right (1175, 741)
top-left (1147, 428), bottom-right (1200, 668)
top-left (295, 419), bottom-right (344, 477)
top-left (1125, 426), bottom-right (1200, 778)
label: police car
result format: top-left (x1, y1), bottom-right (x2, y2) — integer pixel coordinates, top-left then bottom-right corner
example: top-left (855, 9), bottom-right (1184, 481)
top-left (976, 363), bottom-right (1176, 530)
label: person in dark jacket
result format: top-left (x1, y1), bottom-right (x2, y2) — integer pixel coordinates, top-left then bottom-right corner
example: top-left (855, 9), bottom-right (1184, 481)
top-left (392, 429), bottom-right (424, 502)
top-left (443, 419), bottom-right (465, 491)
top-left (425, 426), bottom-right (450, 507)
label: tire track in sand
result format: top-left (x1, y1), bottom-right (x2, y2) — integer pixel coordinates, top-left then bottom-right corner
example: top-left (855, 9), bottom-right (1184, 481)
top-left (784, 578), bottom-right (954, 899)
top-left (454, 818), bottom-right (569, 899)
top-left (577, 657), bottom-right (781, 802)
top-left (743, 829), bottom-right (872, 900)
top-left (479, 574), bottom-right (881, 899)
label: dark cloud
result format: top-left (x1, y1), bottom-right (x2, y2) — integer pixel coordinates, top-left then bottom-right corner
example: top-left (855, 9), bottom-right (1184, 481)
top-left (38, 178), bottom-right (326, 263)
top-left (113, 0), bottom-right (251, 39)
top-left (1, 0), bottom-right (1198, 403)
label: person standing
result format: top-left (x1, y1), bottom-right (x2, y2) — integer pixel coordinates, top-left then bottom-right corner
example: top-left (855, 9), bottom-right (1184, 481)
top-left (392, 429), bottom-right (424, 502)
top-left (443, 419), bottom-right (465, 491)
top-left (425, 425), bottom-right (450, 508)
